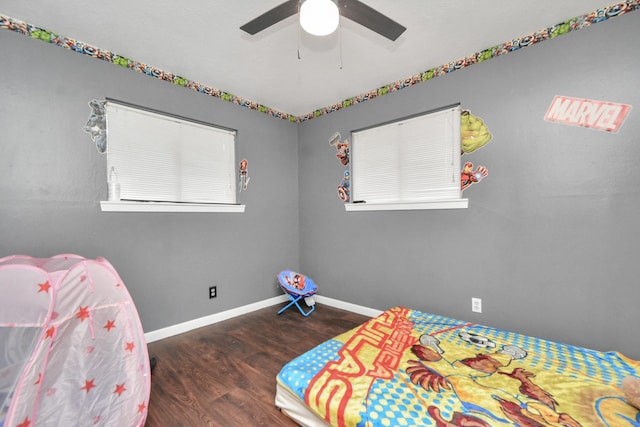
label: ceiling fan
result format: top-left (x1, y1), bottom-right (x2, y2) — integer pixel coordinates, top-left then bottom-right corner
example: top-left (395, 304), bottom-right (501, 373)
top-left (240, 0), bottom-right (406, 41)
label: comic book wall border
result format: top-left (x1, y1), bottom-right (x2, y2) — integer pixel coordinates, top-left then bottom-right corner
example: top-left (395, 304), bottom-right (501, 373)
top-left (1, 1), bottom-right (637, 123)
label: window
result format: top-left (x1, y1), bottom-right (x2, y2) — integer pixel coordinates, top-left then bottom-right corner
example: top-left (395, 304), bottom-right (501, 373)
top-left (347, 104), bottom-right (467, 211)
top-left (101, 101), bottom-right (243, 212)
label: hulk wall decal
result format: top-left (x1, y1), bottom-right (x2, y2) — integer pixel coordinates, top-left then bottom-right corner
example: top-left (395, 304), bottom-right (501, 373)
top-left (460, 110), bottom-right (492, 192)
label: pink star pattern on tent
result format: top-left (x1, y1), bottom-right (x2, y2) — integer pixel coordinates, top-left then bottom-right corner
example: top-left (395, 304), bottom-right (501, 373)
top-left (45, 326), bottom-right (55, 339)
top-left (76, 305), bottom-right (90, 321)
top-left (37, 281), bottom-right (51, 293)
top-left (17, 417), bottom-right (31, 427)
top-left (104, 319), bottom-right (116, 332)
top-left (114, 383), bottom-right (127, 396)
top-left (82, 378), bottom-right (96, 393)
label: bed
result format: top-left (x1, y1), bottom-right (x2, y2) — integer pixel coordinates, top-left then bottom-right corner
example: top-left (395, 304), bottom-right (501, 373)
top-left (275, 306), bottom-right (640, 426)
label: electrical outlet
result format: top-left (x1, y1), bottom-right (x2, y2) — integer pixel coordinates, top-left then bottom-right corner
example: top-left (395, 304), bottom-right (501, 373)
top-left (472, 297), bottom-right (482, 313)
top-left (209, 286), bottom-right (217, 299)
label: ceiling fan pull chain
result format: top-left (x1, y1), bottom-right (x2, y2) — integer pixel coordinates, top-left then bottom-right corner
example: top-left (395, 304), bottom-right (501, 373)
top-left (339, 17), bottom-right (343, 69)
top-left (297, 0), bottom-right (302, 60)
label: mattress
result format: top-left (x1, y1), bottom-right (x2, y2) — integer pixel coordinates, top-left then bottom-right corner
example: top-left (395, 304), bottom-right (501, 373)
top-left (275, 306), bottom-right (640, 426)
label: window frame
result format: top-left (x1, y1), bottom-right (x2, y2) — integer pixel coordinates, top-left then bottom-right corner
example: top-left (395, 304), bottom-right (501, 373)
top-left (346, 103), bottom-right (468, 212)
top-left (100, 100), bottom-right (244, 213)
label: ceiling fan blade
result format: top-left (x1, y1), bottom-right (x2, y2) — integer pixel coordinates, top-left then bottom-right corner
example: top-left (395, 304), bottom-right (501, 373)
top-left (339, 0), bottom-right (406, 41)
top-left (240, 0), bottom-right (299, 35)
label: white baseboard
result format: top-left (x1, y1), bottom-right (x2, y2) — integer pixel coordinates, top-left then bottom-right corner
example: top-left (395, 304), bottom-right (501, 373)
top-left (314, 295), bottom-right (383, 318)
top-left (144, 295), bottom-right (382, 343)
top-left (144, 295), bottom-right (288, 343)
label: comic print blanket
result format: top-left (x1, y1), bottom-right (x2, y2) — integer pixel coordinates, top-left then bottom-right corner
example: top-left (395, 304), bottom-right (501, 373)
top-left (276, 307), bottom-right (640, 426)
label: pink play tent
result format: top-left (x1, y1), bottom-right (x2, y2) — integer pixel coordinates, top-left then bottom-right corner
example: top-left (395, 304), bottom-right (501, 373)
top-left (0, 254), bottom-right (150, 427)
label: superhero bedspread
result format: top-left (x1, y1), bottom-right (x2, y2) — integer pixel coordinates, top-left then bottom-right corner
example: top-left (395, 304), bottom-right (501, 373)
top-left (276, 306), bottom-right (640, 426)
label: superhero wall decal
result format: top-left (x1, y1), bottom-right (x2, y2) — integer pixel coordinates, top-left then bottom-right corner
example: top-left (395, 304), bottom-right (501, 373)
top-left (460, 110), bottom-right (492, 192)
top-left (238, 159), bottom-right (250, 192)
top-left (329, 132), bottom-right (350, 166)
top-left (329, 132), bottom-right (351, 202)
top-left (83, 99), bottom-right (107, 154)
top-left (330, 109), bottom-right (493, 202)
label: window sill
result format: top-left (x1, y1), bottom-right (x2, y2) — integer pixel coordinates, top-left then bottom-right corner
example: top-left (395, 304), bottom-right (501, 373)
top-left (344, 199), bottom-right (468, 211)
top-left (100, 200), bottom-right (245, 213)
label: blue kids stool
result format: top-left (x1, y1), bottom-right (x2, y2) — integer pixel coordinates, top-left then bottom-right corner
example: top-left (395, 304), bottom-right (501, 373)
top-left (277, 270), bottom-right (318, 316)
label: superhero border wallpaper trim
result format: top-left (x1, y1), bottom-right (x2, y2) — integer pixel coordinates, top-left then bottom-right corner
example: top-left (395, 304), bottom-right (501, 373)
top-left (0, 1), bottom-right (638, 123)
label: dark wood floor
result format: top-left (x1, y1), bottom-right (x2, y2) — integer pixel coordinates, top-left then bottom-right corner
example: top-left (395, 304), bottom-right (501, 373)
top-left (145, 304), bottom-right (370, 426)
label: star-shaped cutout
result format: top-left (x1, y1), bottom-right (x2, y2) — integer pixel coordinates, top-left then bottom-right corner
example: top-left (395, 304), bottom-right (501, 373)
top-left (103, 320), bottom-right (116, 332)
top-left (17, 417), bottom-right (31, 427)
top-left (76, 306), bottom-right (90, 322)
top-left (37, 281), bottom-right (51, 294)
top-left (81, 378), bottom-right (96, 393)
top-left (114, 383), bottom-right (127, 396)
top-left (125, 342), bottom-right (135, 352)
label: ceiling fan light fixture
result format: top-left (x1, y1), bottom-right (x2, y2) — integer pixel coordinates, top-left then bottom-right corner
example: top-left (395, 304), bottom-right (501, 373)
top-left (300, 0), bottom-right (339, 36)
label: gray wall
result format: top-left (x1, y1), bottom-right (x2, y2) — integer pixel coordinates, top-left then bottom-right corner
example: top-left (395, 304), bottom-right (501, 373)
top-left (0, 29), bottom-right (299, 332)
top-left (298, 12), bottom-right (640, 360)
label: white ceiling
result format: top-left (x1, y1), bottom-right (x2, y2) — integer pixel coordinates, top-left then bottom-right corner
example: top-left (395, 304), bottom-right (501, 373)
top-left (0, 0), bottom-right (617, 117)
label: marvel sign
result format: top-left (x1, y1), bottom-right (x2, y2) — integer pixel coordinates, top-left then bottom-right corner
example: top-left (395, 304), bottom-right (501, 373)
top-left (544, 95), bottom-right (631, 133)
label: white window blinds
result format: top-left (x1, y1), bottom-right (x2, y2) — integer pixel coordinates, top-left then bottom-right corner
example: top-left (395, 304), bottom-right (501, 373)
top-left (351, 105), bottom-right (461, 204)
top-left (106, 102), bottom-right (236, 204)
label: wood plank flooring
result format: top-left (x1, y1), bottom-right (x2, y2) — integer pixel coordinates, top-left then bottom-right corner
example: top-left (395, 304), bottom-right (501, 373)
top-left (145, 304), bottom-right (371, 426)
